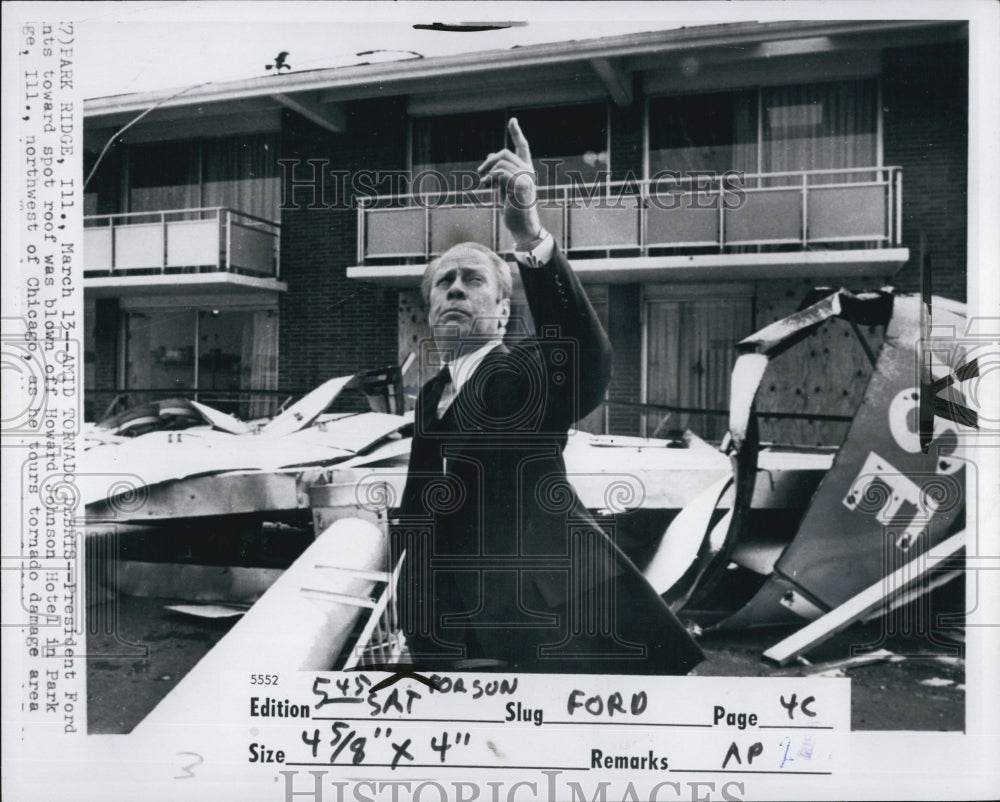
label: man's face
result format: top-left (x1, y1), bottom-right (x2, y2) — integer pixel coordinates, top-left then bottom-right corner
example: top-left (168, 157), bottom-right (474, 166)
top-left (427, 247), bottom-right (510, 343)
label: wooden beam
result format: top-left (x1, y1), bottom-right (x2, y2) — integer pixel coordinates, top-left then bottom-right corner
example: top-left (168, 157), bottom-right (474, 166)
top-left (589, 57), bottom-right (633, 106)
top-left (271, 92), bottom-right (346, 133)
top-left (88, 110), bottom-right (283, 147)
top-left (863, 569), bottom-right (963, 622)
top-left (641, 51), bottom-right (881, 95)
top-left (408, 82), bottom-right (607, 117)
top-left (763, 530), bottom-right (966, 666)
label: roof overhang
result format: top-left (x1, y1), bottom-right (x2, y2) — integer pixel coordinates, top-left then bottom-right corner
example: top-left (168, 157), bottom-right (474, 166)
top-left (84, 19), bottom-right (966, 136)
top-left (84, 273), bottom-right (287, 299)
top-left (347, 249), bottom-right (910, 288)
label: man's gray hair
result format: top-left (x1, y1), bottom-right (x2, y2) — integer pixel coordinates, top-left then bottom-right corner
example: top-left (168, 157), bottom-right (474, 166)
top-left (421, 242), bottom-right (512, 306)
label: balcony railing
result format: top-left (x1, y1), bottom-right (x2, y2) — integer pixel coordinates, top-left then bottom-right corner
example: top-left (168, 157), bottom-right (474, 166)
top-left (357, 167), bottom-right (901, 262)
top-left (84, 207), bottom-right (280, 278)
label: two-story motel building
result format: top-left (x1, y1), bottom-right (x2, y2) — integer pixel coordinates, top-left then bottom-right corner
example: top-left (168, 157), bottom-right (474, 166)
top-left (82, 20), bottom-right (968, 444)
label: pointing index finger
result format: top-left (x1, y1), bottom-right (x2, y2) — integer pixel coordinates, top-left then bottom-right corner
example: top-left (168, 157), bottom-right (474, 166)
top-left (508, 117), bottom-right (532, 166)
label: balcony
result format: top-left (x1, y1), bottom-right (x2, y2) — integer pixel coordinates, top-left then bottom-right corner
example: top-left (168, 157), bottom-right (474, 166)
top-left (349, 168), bottom-right (908, 285)
top-left (84, 208), bottom-right (285, 297)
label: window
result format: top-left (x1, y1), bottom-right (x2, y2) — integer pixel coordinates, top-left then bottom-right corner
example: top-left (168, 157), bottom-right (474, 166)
top-left (412, 111), bottom-right (505, 194)
top-left (761, 80), bottom-right (877, 183)
top-left (509, 103), bottom-right (608, 187)
top-left (125, 308), bottom-right (198, 394)
top-left (123, 133), bottom-right (282, 221)
top-left (84, 146), bottom-right (123, 218)
top-left (649, 90), bottom-right (758, 179)
top-left (202, 135), bottom-right (281, 221)
top-left (128, 141), bottom-right (201, 213)
top-left (648, 79), bottom-right (878, 185)
top-left (124, 305), bottom-right (279, 418)
top-left (411, 104), bottom-right (609, 195)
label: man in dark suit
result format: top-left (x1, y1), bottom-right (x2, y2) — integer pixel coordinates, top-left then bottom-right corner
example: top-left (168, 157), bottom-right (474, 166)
top-left (394, 119), bottom-right (703, 675)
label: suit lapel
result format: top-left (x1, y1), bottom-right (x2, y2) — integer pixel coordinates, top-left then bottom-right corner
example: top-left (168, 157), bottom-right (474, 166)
top-left (427, 344), bottom-right (507, 473)
top-left (447, 343), bottom-right (507, 429)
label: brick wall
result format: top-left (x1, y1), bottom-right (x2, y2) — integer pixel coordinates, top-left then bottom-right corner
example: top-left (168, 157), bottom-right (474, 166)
top-left (609, 87), bottom-right (643, 182)
top-left (88, 297), bottom-right (119, 420)
top-left (882, 41), bottom-right (968, 302)
top-left (278, 102), bottom-right (406, 395)
top-left (607, 284), bottom-right (642, 434)
top-left (605, 94), bottom-right (645, 435)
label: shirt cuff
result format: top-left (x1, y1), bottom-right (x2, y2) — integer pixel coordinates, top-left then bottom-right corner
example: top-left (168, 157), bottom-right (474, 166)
top-left (514, 230), bottom-right (555, 268)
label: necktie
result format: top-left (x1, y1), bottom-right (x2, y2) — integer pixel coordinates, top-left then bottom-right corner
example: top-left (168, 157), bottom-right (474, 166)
top-left (423, 365), bottom-right (451, 423)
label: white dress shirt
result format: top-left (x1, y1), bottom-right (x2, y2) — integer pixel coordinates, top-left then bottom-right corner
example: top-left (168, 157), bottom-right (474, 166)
top-left (436, 339), bottom-right (503, 417)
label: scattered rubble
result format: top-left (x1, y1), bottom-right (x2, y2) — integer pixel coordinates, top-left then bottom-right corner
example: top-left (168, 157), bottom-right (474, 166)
top-left (84, 289), bottom-right (972, 674)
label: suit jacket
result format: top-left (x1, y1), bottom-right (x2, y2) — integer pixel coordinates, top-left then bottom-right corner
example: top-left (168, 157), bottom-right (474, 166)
top-left (395, 244), bottom-right (703, 675)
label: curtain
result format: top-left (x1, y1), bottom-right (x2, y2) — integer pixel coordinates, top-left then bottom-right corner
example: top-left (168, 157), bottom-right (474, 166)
top-left (203, 133), bottom-right (281, 222)
top-left (240, 309), bottom-right (279, 418)
top-left (128, 141), bottom-right (200, 214)
top-left (732, 90), bottom-right (759, 179)
top-left (127, 134), bottom-right (281, 221)
top-left (762, 79), bottom-right (877, 184)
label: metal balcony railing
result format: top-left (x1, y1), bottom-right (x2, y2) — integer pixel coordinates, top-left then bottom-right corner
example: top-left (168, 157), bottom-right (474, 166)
top-left (357, 167), bottom-right (902, 262)
top-left (84, 207), bottom-right (280, 278)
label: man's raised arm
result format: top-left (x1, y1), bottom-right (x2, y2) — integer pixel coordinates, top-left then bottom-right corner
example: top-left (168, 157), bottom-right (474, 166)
top-left (478, 118), bottom-right (612, 418)
top-left (477, 117), bottom-right (544, 250)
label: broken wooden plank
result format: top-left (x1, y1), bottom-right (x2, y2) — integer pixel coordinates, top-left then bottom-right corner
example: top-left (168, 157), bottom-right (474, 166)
top-left (862, 568), bottom-right (964, 622)
top-left (769, 648), bottom-right (903, 677)
top-left (763, 529), bottom-right (965, 666)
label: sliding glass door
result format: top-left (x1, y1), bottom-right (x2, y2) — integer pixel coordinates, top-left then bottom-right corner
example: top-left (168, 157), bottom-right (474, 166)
top-left (124, 305), bottom-right (279, 418)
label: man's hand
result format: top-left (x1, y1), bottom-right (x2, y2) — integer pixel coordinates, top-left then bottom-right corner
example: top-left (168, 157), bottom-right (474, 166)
top-left (477, 118), bottom-right (543, 250)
